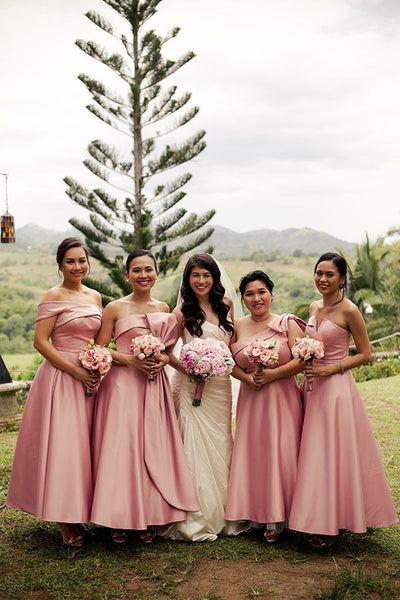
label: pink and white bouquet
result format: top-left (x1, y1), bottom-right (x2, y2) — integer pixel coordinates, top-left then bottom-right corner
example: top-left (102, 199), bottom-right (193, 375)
top-left (79, 339), bottom-right (113, 396)
top-left (244, 340), bottom-right (279, 371)
top-left (291, 335), bottom-right (325, 391)
top-left (130, 332), bottom-right (165, 381)
top-left (180, 338), bottom-right (235, 406)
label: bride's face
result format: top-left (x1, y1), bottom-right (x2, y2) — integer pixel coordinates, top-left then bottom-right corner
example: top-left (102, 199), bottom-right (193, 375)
top-left (189, 266), bottom-right (214, 298)
top-left (242, 280), bottom-right (272, 317)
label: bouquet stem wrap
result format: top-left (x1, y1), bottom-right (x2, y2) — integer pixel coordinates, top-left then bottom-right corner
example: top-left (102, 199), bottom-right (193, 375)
top-left (305, 359), bottom-right (314, 391)
top-left (193, 380), bottom-right (206, 406)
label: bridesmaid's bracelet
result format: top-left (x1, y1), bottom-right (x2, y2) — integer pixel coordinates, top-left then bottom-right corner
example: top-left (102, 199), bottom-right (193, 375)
top-left (339, 362), bottom-right (345, 375)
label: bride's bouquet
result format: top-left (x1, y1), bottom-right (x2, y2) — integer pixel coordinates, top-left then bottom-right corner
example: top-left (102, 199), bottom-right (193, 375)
top-left (79, 339), bottom-right (113, 396)
top-left (244, 340), bottom-right (279, 372)
top-left (180, 338), bottom-right (235, 406)
top-left (130, 332), bottom-right (165, 381)
top-left (291, 335), bottom-right (325, 391)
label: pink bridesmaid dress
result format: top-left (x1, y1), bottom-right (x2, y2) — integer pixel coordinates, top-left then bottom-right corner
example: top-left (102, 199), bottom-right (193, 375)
top-left (7, 301), bottom-right (102, 523)
top-left (225, 314), bottom-right (304, 526)
top-left (289, 316), bottom-right (398, 535)
top-left (90, 312), bottom-right (199, 530)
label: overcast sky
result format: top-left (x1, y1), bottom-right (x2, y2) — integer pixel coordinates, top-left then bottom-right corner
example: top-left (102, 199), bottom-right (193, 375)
top-left (0, 0), bottom-right (399, 244)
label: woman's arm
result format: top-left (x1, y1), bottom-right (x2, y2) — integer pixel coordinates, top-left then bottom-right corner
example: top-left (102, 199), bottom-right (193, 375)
top-left (305, 303), bottom-right (371, 378)
top-left (95, 304), bottom-right (158, 376)
top-left (34, 317), bottom-right (99, 389)
top-left (231, 364), bottom-right (261, 391)
top-left (168, 307), bottom-right (187, 374)
top-left (253, 320), bottom-right (304, 386)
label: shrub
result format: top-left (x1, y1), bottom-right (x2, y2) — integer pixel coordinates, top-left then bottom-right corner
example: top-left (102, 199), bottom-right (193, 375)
top-left (353, 357), bottom-right (400, 382)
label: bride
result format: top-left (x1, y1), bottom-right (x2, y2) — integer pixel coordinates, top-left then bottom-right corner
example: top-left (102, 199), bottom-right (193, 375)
top-left (159, 253), bottom-right (248, 541)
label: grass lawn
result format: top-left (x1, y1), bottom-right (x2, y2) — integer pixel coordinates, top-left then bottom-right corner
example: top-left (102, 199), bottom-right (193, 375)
top-left (2, 353), bottom-right (39, 380)
top-left (0, 377), bottom-right (399, 600)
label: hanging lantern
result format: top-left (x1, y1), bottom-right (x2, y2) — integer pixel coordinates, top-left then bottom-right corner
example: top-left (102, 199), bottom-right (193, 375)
top-left (1, 211), bottom-right (15, 243)
top-left (0, 173), bottom-right (15, 244)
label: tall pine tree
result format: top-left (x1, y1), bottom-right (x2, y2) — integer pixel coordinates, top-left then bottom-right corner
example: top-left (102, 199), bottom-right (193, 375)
top-left (64, 0), bottom-right (214, 302)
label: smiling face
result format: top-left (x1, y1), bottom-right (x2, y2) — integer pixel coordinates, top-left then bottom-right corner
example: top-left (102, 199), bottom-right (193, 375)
top-left (126, 255), bottom-right (157, 292)
top-left (314, 260), bottom-right (345, 296)
top-left (60, 247), bottom-right (89, 282)
top-left (242, 279), bottom-right (272, 317)
top-left (189, 266), bottom-right (214, 298)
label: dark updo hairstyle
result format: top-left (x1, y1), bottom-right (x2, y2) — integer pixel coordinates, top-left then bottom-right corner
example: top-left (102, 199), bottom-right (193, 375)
top-left (56, 237), bottom-right (90, 270)
top-left (180, 253), bottom-right (234, 337)
top-left (239, 270), bottom-right (274, 298)
top-left (125, 249), bottom-right (157, 273)
top-left (314, 252), bottom-right (348, 295)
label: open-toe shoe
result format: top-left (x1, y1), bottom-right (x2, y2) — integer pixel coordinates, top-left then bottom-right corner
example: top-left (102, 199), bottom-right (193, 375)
top-left (138, 529), bottom-right (154, 544)
top-left (111, 529), bottom-right (129, 544)
top-left (263, 529), bottom-right (282, 543)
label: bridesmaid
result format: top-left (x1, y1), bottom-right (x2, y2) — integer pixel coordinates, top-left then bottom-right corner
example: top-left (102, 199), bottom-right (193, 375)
top-left (7, 238), bottom-right (102, 547)
top-left (289, 252), bottom-right (398, 548)
top-left (159, 253), bottom-right (248, 542)
top-left (225, 270), bottom-right (305, 542)
top-left (90, 250), bottom-right (198, 543)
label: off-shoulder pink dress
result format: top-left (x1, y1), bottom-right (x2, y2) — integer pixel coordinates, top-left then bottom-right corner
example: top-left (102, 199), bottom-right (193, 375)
top-left (225, 314), bottom-right (304, 526)
top-left (90, 312), bottom-right (198, 529)
top-left (7, 301), bottom-right (102, 523)
top-left (289, 317), bottom-right (398, 535)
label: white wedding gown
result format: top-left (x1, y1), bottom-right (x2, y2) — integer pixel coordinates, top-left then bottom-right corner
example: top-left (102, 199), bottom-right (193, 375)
top-left (159, 321), bottom-right (248, 542)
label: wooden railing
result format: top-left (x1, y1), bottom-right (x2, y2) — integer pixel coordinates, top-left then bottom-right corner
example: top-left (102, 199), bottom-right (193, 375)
top-left (350, 332), bottom-right (400, 357)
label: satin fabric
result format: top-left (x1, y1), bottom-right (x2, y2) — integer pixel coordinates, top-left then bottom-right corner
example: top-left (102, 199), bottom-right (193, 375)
top-left (289, 316), bottom-right (398, 535)
top-left (7, 301), bottom-right (102, 522)
top-left (225, 314), bottom-right (304, 525)
top-left (90, 312), bottom-right (198, 530)
top-left (159, 321), bottom-right (248, 541)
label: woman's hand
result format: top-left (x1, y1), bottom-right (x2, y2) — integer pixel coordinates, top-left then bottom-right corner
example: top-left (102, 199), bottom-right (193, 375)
top-left (149, 352), bottom-right (169, 377)
top-left (253, 368), bottom-right (276, 387)
top-left (73, 366), bottom-right (101, 392)
top-left (304, 363), bottom-right (333, 379)
top-left (125, 354), bottom-right (158, 376)
top-left (244, 372), bottom-right (262, 391)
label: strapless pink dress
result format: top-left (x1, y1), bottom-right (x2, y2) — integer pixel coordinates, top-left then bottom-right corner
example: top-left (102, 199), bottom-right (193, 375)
top-left (90, 312), bottom-right (198, 529)
top-left (7, 301), bottom-right (102, 523)
top-left (225, 314), bottom-right (304, 524)
top-left (289, 316), bottom-right (398, 535)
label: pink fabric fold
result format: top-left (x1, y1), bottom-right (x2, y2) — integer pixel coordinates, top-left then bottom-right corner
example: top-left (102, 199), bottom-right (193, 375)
top-left (91, 312), bottom-right (199, 530)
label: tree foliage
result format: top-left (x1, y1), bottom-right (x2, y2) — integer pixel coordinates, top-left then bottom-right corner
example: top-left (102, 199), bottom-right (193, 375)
top-left (341, 231), bottom-right (400, 339)
top-left (64, 0), bottom-right (214, 301)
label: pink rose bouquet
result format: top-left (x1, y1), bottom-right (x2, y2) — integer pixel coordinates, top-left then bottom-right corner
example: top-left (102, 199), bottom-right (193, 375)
top-left (79, 339), bottom-right (113, 396)
top-left (291, 335), bottom-right (325, 391)
top-left (244, 340), bottom-right (279, 371)
top-left (180, 338), bottom-right (235, 406)
top-left (130, 332), bottom-right (165, 381)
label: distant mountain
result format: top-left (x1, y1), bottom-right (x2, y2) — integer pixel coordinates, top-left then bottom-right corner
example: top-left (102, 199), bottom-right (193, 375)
top-left (11, 223), bottom-right (355, 257)
top-left (12, 224), bottom-right (78, 251)
top-left (206, 225), bottom-right (355, 258)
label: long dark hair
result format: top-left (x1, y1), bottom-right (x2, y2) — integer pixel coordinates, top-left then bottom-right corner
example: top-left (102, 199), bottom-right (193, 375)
top-left (180, 253), bottom-right (234, 337)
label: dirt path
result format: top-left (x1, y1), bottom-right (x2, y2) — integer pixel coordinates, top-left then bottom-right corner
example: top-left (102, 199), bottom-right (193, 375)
top-left (124, 552), bottom-right (398, 599)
